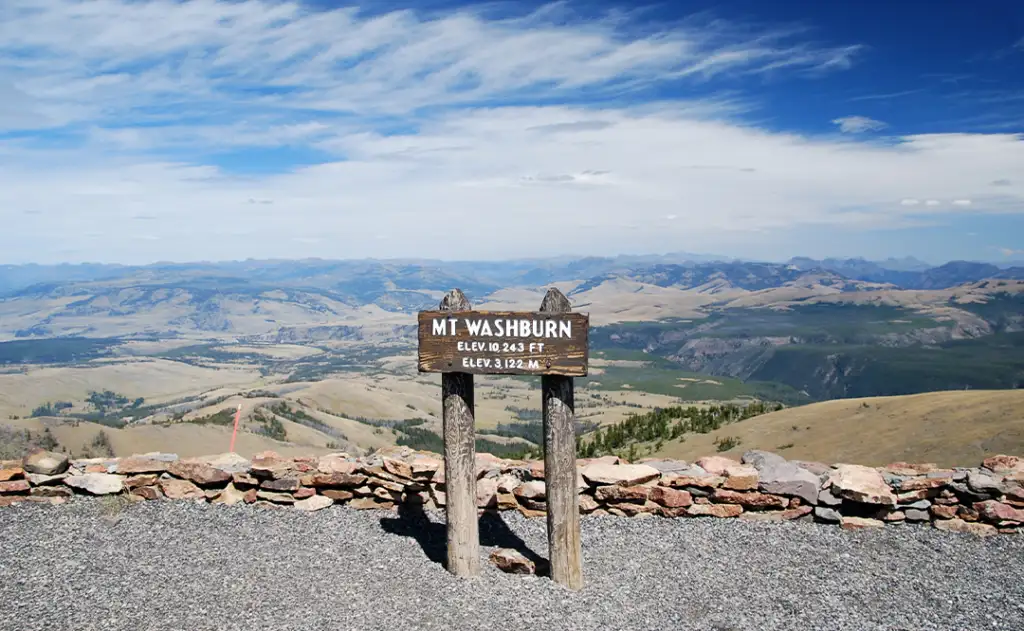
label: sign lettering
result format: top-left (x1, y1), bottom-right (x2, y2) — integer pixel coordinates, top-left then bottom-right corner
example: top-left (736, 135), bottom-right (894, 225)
top-left (417, 310), bottom-right (589, 376)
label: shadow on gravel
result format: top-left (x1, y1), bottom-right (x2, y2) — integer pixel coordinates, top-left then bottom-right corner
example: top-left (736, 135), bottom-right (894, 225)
top-left (380, 503), bottom-right (550, 576)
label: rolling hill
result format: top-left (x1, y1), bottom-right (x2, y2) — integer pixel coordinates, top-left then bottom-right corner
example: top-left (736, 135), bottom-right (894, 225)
top-left (650, 389), bottom-right (1024, 467)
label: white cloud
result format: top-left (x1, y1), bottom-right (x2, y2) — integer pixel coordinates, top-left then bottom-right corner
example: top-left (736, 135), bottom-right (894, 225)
top-left (832, 115), bottom-right (887, 134)
top-left (0, 1), bottom-right (1022, 264)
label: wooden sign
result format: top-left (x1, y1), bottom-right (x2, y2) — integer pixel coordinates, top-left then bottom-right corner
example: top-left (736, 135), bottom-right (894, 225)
top-left (417, 310), bottom-right (589, 376)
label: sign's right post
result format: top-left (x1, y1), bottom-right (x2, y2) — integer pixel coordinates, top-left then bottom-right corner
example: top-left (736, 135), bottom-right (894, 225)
top-left (539, 288), bottom-right (583, 590)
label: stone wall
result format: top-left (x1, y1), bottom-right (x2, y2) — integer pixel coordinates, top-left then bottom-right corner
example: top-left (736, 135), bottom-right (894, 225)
top-left (3, 448), bottom-right (1023, 536)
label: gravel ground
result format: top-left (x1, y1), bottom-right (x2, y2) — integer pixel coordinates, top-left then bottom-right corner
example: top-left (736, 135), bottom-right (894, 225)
top-left (1, 499), bottom-right (1022, 631)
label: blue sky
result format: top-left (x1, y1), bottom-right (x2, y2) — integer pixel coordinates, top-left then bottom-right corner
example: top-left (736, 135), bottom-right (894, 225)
top-left (1, 0), bottom-right (1022, 265)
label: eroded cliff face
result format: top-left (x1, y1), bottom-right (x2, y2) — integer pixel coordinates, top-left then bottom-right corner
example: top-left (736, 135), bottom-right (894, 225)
top-left (666, 337), bottom-right (788, 380)
top-left (594, 302), bottom-right (1024, 402)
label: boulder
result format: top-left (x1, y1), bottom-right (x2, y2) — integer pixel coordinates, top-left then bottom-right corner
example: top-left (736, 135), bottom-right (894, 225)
top-left (686, 504), bottom-right (742, 518)
top-left (648, 486), bottom-right (692, 508)
top-left (168, 461), bottom-right (232, 487)
top-left (489, 549), bottom-right (535, 574)
top-left (814, 507), bottom-right (842, 522)
top-left (696, 456), bottom-right (758, 490)
top-left (317, 454), bottom-right (356, 475)
top-left (0, 480), bottom-right (31, 494)
top-left (614, 500), bottom-right (659, 517)
top-left (739, 506), bottom-right (812, 522)
top-left (30, 486), bottom-right (72, 498)
top-left (974, 500), bottom-right (1024, 524)
top-left (903, 509), bottom-right (930, 522)
top-left (580, 463), bottom-right (660, 487)
top-left (212, 483), bottom-right (247, 506)
top-left (294, 495), bottom-right (334, 512)
top-left (256, 491), bottom-right (296, 504)
top-left (896, 477), bottom-right (949, 492)
top-left (638, 460), bottom-right (693, 475)
top-left (301, 473), bottom-right (368, 488)
top-left (966, 470), bottom-right (1003, 495)
top-left (958, 506), bottom-right (980, 522)
top-left (981, 455), bottom-right (1024, 475)
top-left (476, 478), bottom-right (498, 509)
top-left (349, 497), bottom-right (394, 510)
top-left (902, 499), bottom-right (932, 510)
top-left (896, 489), bottom-right (939, 503)
top-left (196, 452), bottom-right (251, 474)
top-left (22, 450), bottom-right (69, 476)
top-left (0, 467), bottom-right (24, 482)
top-left (513, 480), bottom-right (546, 501)
top-left (372, 487), bottom-right (400, 502)
top-left (1003, 474), bottom-right (1024, 501)
top-left (595, 485), bottom-right (649, 503)
top-left (409, 456), bottom-right (442, 478)
top-left (117, 456), bottom-right (172, 474)
top-left (382, 457), bottom-right (414, 480)
top-left (578, 495), bottom-right (600, 513)
top-left (250, 452), bottom-right (294, 479)
top-left (25, 473), bottom-right (66, 486)
top-left (261, 477), bottom-right (302, 492)
top-left (232, 472), bottom-right (260, 487)
top-left (65, 473), bottom-right (124, 495)
top-left (934, 518), bottom-right (997, 537)
top-left (840, 516), bottom-right (884, 531)
top-left (930, 504), bottom-right (958, 520)
top-left (516, 501), bottom-right (548, 518)
top-left (741, 450), bottom-right (819, 504)
top-left (711, 489), bottom-right (788, 510)
top-left (160, 478), bottom-right (205, 500)
top-left (322, 489), bottom-right (355, 502)
top-left (496, 474), bottom-right (522, 494)
top-left (661, 474), bottom-right (726, 489)
top-left (817, 488), bottom-right (843, 507)
top-left (828, 465), bottom-right (897, 506)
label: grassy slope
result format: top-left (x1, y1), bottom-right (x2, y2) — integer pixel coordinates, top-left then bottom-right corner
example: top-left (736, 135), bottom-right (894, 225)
top-left (1, 416), bottom-right (332, 459)
top-left (651, 389), bottom-right (1024, 468)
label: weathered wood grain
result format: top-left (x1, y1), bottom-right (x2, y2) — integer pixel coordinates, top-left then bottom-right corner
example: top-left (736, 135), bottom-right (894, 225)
top-left (540, 288), bottom-right (583, 590)
top-left (417, 310), bottom-right (588, 376)
top-left (438, 289), bottom-right (480, 577)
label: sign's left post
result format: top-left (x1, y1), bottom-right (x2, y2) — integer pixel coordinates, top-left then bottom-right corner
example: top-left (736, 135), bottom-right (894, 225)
top-left (433, 289), bottom-right (479, 577)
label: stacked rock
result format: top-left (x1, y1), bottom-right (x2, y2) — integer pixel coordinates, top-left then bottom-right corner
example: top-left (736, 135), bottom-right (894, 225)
top-left (1, 448), bottom-right (1021, 536)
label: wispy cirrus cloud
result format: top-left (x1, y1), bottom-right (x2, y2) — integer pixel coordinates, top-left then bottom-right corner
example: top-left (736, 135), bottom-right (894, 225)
top-left (832, 115), bottom-right (887, 133)
top-left (0, 0), bottom-right (860, 134)
top-left (0, 1), bottom-right (1022, 264)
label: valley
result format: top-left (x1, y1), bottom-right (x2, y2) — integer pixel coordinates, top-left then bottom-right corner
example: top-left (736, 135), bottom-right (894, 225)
top-left (1, 254), bottom-right (1022, 464)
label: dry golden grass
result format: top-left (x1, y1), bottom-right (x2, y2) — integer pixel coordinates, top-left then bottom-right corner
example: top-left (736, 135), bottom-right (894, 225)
top-left (0, 358), bottom-right (263, 416)
top-left (653, 389), bottom-right (1024, 467)
top-left (1, 416), bottom-right (329, 459)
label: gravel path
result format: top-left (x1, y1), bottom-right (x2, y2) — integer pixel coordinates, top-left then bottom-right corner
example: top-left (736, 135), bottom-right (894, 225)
top-left (1, 500), bottom-right (1022, 631)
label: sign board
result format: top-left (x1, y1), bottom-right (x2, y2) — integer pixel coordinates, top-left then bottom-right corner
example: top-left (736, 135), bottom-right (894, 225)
top-left (417, 310), bottom-right (589, 376)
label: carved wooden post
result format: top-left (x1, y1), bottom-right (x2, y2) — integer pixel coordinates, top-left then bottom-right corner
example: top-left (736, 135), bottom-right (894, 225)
top-left (439, 289), bottom-right (480, 577)
top-left (539, 287), bottom-right (583, 590)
